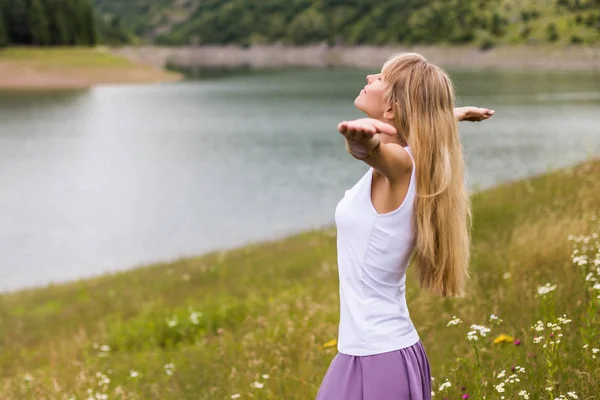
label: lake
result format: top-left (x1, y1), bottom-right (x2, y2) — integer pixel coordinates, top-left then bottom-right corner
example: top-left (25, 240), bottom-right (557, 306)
top-left (1, 69), bottom-right (599, 292)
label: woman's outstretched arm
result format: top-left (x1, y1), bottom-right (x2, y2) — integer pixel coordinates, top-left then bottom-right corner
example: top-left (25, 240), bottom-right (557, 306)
top-left (454, 107), bottom-right (495, 122)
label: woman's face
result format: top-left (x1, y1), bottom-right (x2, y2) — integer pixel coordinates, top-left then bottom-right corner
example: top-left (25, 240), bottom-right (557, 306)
top-left (354, 72), bottom-right (389, 119)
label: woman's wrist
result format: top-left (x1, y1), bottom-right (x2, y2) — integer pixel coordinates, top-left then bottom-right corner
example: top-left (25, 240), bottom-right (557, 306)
top-left (345, 137), bottom-right (380, 160)
top-left (454, 107), bottom-right (465, 121)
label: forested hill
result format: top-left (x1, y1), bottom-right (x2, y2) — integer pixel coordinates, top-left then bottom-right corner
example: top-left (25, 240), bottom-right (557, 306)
top-left (93, 0), bottom-right (600, 47)
top-left (0, 0), bottom-right (129, 47)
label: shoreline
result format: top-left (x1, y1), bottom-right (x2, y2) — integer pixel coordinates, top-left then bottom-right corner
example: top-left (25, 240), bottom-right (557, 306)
top-left (0, 47), bottom-right (183, 90)
top-left (1, 45), bottom-right (598, 90)
top-left (114, 44), bottom-right (600, 72)
top-left (2, 156), bottom-right (598, 296)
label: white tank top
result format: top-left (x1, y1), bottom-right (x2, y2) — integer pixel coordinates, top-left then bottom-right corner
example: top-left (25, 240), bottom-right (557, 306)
top-left (334, 145), bottom-right (419, 356)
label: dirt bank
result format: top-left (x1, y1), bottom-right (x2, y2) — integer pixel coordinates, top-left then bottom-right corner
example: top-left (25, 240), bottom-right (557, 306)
top-left (113, 44), bottom-right (600, 71)
top-left (0, 47), bottom-right (182, 90)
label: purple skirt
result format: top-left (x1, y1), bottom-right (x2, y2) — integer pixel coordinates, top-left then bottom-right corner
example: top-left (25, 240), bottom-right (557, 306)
top-left (316, 340), bottom-right (432, 400)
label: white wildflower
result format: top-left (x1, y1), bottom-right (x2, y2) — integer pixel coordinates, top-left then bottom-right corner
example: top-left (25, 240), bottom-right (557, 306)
top-left (250, 381), bottom-right (264, 389)
top-left (447, 316), bottom-right (462, 326)
top-left (532, 321), bottom-right (545, 332)
top-left (519, 390), bottom-right (530, 399)
top-left (130, 370), bottom-right (139, 378)
top-left (438, 380), bottom-right (451, 391)
top-left (537, 283), bottom-right (557, 296)
top-left (567, 392), bottom-right (578, 399)
top-left (495, 382), bottom-right (506, 393)
top-left (190, 312), bottom-right (202, 325)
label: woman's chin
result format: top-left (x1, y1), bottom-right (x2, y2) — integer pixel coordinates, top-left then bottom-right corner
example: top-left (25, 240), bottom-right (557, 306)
top-left (353, 97), bottom-right (365, 112)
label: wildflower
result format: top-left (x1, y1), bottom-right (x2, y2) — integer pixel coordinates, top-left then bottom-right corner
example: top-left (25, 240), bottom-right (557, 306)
top-left (190, 312), bottom-right (202, 325)
top-left (23, 373), bottom-right (33, 382)
top-left (502, 272), bottom-right (511, 279)
top-left (447, 316), bottom-right (462, 326)
top-left (231, 395), bottom-right (241, 399)
top-left (537, 283), bottom-right (557, 296)
top-left (493, 334), bottom-right (514, 344)
top-left (164, 363), bottom-right (175, 376)
top-left (533, 336), bottom-right (543, 343)
top-left (250, 381), bottom-right (264, 389)
top-left (438, 380), bottom-right (451, 391)
top-left (462, 395), bottom-right (469, 399)
top-left (585, 272), bottom-right (596, 281)
top-left (130, 370), bottom-right (139, 378)
top-left (471, 324), bottom-right (491, 336)
top-left (166, 317), bottom-right (178, 327)
top-left (557, 315), bottom-right (572, 325)
top-left (532, 321), bottom-right (544, 332)
top-left (262, 374), bottom-right (270, 379)
top-left (519, 390), bottom-right (530, 399)
top-left (99, 345), bottom-right (111, 352)
top-left (514, 339), bottom-right (521, 345)
top-left (497, 370), bottom-right (506, 379)
top-left (322, 339), bottom-right (337, 348)
top-left (495, 382), bottom-right (506, 393)
top-left (567, 392), bottom-right (578, 399)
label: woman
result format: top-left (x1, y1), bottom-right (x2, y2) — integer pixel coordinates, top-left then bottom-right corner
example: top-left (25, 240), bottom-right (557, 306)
top-left (315, 53), bottom-right (495, 400)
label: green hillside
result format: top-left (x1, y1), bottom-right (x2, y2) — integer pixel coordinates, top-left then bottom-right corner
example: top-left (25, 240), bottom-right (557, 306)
top-left (93, 0), bottom-right (600, 47)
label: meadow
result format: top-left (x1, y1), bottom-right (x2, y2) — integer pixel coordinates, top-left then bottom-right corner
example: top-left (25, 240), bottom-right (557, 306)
top-left (0, 158), bottom-right (599, 399)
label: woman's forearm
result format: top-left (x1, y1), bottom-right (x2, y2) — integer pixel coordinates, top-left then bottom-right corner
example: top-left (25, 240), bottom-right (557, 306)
top-left (454, 107), bottom-right (466, 122)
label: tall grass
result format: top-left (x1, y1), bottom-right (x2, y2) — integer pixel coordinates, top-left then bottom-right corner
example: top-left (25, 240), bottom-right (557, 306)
top-left (1, 159), bottom-right (599, 399)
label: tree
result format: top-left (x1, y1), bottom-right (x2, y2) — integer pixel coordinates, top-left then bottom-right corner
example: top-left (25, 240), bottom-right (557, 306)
top-left (0, 0), bottom-right (7, 47)
top-left (46, 0), bottom-right (70, 45)
top-left (7, 0), bottom-right (30, 44)
top-left (287, 7), bottom-right (328, 44)
top-left (28, 0), bottom-right (50, 45)
top-left (0, 17), bottom-right (6, 47)
top-left (80, 0), bottom-right (97, 45)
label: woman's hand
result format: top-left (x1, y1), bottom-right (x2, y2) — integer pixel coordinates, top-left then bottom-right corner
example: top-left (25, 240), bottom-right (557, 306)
top-left (454, 107), bottom-right (495, 122)
top-left (338, 118), bottom-right (397, 159)
top-left (337, 118), bottom-right (397, 142)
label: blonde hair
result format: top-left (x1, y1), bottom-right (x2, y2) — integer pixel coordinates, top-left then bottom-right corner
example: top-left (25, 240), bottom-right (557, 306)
top-left (381, 53), bottom-right (471, 297)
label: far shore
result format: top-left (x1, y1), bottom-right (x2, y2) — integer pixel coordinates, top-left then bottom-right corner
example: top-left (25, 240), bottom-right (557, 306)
top-left (1, 44), bottom-right (598, 91)
top-left (113, 44), bottom-right (600, 72)
top-left (0, 47), bottom-right (182, 90)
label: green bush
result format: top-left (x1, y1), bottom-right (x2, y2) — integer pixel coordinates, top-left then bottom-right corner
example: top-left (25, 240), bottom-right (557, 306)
top-left (546, 22), bottom-right (560, 42)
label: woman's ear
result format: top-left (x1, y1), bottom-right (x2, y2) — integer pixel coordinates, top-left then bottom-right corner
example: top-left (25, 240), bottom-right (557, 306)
top-left (383, 106), bottom-right (394, 120)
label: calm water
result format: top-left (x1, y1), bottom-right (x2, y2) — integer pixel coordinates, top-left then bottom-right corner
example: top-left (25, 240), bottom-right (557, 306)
top-left (1, 69), bottom-right (599, 292)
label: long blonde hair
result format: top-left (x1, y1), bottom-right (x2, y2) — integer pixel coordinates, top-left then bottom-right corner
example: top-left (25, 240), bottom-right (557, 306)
top-left (381, 53), bottom-right (471, 297)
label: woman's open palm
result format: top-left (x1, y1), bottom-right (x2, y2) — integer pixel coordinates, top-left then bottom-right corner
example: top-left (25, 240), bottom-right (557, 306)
top-left (337, 118), bottom-right (397, 142)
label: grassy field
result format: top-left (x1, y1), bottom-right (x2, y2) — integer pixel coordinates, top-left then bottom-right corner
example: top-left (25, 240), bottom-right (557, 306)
top-left (0, 47), bottom-right (182, 89)
top-left (1, 158), bottom-right (599, 399)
